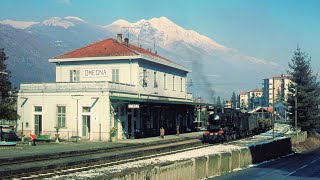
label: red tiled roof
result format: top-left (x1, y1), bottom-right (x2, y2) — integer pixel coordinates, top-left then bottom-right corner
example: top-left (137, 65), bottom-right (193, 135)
top-left (127, 42), bottom-right (176, 64)
top-left (240, 91), bottom-right (248, 95)
top-left (251, 88), bottom-right (262, 92)
top-left (54, 38), bottom-right (177, 65)
top-left (55, 39), bottom-right (137, 58)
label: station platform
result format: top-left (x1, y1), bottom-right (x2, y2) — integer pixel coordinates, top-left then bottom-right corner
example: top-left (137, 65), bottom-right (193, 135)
top-left (0, 131), bottom-right (203, 160)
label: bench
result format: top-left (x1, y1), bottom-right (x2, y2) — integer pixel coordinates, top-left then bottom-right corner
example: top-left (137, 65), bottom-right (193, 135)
top-left (36, 134), bottom-right (51, 142)
top-left (70, 136), bottom-right (81, 142)
top-left (29, 134), bottom-right (51, 145)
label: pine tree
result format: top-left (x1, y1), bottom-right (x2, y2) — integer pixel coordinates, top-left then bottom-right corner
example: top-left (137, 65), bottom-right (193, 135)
top-left (0, 48), bottom-right (11, 97)
top-left (0, 48), bottom-right (18, 120)
top-left (250, 92), bottom-right (255, 110)
top-left (287, 47), bottom-right (320, 133)
top-left (231, 92), bottom-right (237, 109)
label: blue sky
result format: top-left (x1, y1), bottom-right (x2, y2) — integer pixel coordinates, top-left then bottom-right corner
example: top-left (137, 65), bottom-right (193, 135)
top-left (1, 0), bottom-right (320, 71)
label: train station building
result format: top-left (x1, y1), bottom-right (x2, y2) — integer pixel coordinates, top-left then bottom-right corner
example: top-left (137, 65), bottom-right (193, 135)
top-left (17, 34), bottom-right (195, 141)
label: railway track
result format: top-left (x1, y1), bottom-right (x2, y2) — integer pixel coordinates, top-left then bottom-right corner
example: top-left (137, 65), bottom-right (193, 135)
top-left (1, 137), bottom-right (205, 179)
top-left (0, 136), bottom-right (198, 166)
top-left (22, 143), bottom-right (211, 179)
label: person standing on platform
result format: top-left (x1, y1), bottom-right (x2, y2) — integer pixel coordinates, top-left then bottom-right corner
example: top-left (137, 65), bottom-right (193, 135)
top-left (160, 127), bottom-right (165, 138)
top-left (176, 125), bottom-right (180, 136)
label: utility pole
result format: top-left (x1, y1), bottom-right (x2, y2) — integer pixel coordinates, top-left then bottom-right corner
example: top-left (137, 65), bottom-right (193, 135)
top-left (272, 77), bottom-right (275, 139)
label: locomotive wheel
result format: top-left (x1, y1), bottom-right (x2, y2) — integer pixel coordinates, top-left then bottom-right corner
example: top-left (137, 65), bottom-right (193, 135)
top-left (225, 135), bottom-right (230, 142)
top-left (232, 134), bottom-right (237, 140)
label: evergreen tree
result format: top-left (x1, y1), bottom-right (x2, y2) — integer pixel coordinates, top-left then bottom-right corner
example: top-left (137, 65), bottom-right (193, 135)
top-left (241, 99), bottom-right (246, 110)
top-left (287, 47), bottom-right (320, 133)
top-left (250, 92), bottom-right (255, 110)
top-left (231, 92), bottom-right (237, 109)
top-left (0, 48), bottom-right (18, 120)
top-left (222, 98), bottom-right (226, 108)
top-left (237, 95), bottom-right (240, 109)
top-left (0, 48), bottom-right (11, 97)
top-left (216, 96), bottom-right (222, 108)
top-left (276, 88), bottom-right (284, 103)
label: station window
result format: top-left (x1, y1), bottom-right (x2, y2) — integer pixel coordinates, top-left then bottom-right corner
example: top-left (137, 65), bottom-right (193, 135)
top-left (180, 78), bottom-right (183, 92)
top-left (57, 106), bottom-right (66, 128)
top-left (82, 107), bottom-right (91, 113)
top-left (70, 70), bottom-right (80, 82)
top-left (154, 71), bottom-right (158, 88)
top-left (173, 76), bottom-right (175, 90)
top-left (34, 106), bottom-right (42, 112)
top-left (142, 69), bottom-right (148, 87)
top-left (112, 69), bottom-right (120, 82)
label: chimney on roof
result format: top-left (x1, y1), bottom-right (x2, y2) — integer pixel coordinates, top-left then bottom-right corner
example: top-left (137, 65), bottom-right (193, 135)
top-left (124, 38), bottom-right (129, 46)
top-left (117, 33), bottom-right (123, 42)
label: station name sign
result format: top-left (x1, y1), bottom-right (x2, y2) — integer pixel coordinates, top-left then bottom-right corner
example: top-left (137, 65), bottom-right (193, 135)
top-left (128, 104), bottom-right (140, 109)
top-left (83, 69), bottom-right (107, 78)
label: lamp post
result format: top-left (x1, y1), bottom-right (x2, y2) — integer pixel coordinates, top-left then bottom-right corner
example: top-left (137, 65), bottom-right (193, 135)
top-left (71, 95), bottom-right (83, 142)
top-left (20, 97), bottom-right (28, 138)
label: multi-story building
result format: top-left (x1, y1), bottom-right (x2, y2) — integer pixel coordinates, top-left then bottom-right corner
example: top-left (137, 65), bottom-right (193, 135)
top-left (239, 89), bottom-right (263, 109)
top-left (262, 75), bottom-right (292, 107)
top-left (17, 34), bottom-right (194, 141)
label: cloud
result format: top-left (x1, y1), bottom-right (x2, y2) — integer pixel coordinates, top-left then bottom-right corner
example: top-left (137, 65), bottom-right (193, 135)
top-left (58, 0), bottom-right (71, 5)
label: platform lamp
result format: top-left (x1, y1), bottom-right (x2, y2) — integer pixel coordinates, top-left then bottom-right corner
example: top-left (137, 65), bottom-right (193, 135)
top-left (20, 97), bottom-right (28, 137)
top-left (71, 94), bottom-right (84, 142)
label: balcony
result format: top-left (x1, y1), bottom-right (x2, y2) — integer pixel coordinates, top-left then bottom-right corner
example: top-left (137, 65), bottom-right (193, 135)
top-left (20, 82), bottom-right (111, 93)
top-left (20, 81), bottom-right (193, 101)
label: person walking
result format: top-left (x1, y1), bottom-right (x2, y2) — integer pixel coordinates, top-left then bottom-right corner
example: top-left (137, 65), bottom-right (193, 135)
top-left (160, 127), bottom-right (165, 139)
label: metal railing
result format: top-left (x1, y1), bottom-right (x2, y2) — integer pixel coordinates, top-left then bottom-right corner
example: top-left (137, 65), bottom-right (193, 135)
top-left (20, 81), bottom-right (193, 101)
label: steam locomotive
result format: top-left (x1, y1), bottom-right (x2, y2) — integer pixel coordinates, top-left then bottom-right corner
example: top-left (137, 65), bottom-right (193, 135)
top-left (202, 108), bottom-right (272, 143)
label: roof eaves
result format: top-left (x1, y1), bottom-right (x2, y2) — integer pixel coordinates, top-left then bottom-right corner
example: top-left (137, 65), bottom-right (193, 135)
top-left (140, 54), bottom-right (191, 72)
top-left (48, 55), bottom-right (142, 63)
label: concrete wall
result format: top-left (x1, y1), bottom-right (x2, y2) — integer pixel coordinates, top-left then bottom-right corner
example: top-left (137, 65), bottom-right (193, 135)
top-left (107, 137), bottom-right (293, 180)
top-left (286, 131), bottom-right (308, 144)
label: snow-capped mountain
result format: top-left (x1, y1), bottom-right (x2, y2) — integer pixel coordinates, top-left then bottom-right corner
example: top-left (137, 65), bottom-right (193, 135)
top-left (0, 16), bottom-right (282, 99)
top-left (40, 16), bottom-right (85, 29)
top-left (0, 19), bottom-right (39, 29)
top-left (104, 17), bottom-right (226, 53)
top-left (26, 16), bottom-right (110, 52)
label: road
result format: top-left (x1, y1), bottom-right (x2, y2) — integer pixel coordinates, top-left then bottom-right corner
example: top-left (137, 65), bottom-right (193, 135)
top-left (212, 148), bottom-right (320, 180)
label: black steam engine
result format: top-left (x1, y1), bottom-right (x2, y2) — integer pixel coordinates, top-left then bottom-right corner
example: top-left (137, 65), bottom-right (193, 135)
top-left (203, 108), bottom-right (272, 143)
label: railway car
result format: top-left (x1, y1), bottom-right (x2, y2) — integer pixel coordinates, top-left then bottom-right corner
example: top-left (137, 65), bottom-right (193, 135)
top-left (202, 108), bottom-right (271, 143)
